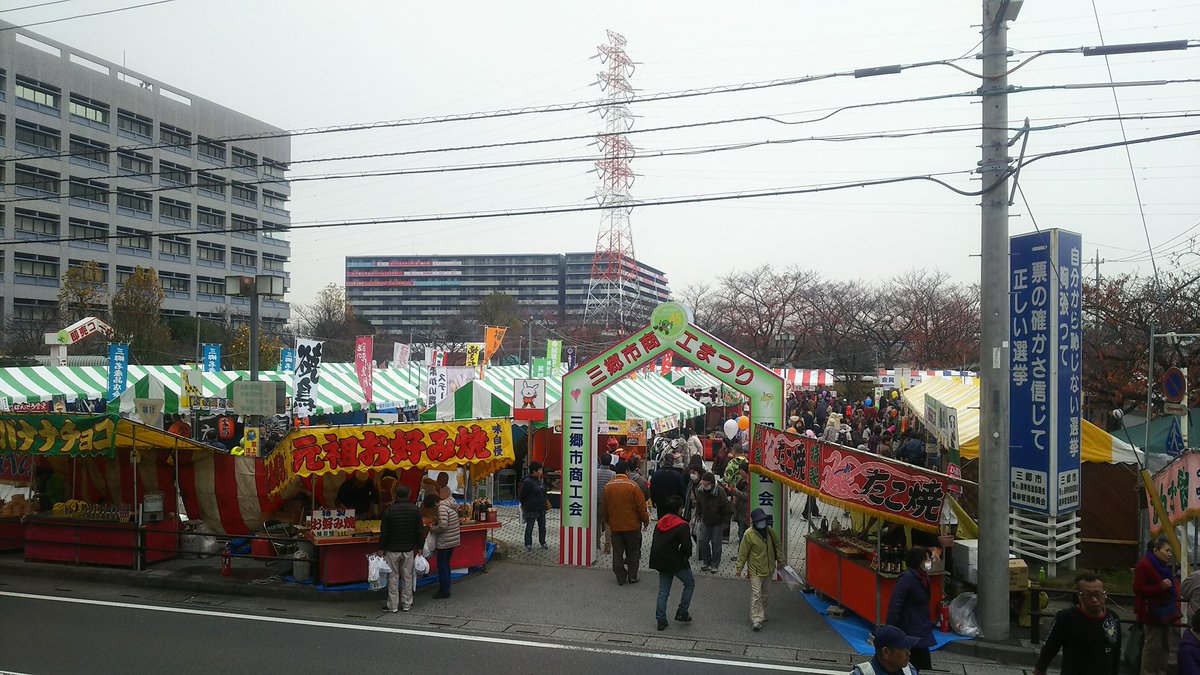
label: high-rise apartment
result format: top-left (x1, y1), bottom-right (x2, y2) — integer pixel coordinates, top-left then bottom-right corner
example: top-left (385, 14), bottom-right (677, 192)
top-left (345, 253), bottom-right (670, 332)
top-left (0, 22), bottom-right (291, 341)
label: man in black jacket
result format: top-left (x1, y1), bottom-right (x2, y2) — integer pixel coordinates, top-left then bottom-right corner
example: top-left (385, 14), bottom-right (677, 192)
top-left (519, 462), bottom-right (549, 551)
top-left (649, 495), bottom-right (694, 632)
top-left (1034, 573), bottom-right (1121, 675)
top-left (377, 484), bottom-right (424, 613)
top-left (649, 452), bottom-right (686, 520)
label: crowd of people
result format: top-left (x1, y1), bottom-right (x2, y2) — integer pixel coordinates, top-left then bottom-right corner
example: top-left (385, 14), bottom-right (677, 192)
top-left (784, 389), bottom-right (940, 471)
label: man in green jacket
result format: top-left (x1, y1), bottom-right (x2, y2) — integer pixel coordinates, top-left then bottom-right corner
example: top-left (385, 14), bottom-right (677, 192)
top-left (735, 507), bottom-right (783, 631)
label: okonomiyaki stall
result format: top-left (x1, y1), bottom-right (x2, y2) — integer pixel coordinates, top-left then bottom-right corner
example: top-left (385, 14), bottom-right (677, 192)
top-left (264, 418), bottom-right (515, 585)
top-left (0, 413), bottom-right (209, 569)
top-left (751, 424), bottom-right (953, 625)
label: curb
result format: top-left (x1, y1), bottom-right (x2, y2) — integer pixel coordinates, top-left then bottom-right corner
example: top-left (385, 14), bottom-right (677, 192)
top-left (942, 634), bottom-right (1039, 667)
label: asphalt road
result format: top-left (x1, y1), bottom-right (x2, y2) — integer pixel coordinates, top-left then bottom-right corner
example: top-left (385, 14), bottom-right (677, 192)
top-left (0, 590), bottom-right (849, 675)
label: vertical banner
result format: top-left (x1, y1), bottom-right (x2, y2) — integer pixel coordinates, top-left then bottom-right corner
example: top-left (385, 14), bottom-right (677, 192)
top-left (546, 339), bottom-right (562, 367)
top-left (483, 327), bottom-right (507, 365)
top-left (425, 365), bottom-right (446, 407)
top-left (106, 344), bottom-right (130, 401)
top-left (202, 344), bottom-right (221, 373)
top-left (293, 339), bottom-right (325, 419)
top-left (465, 343), bottom-right (483, 367)
top-left (565, 346), bottom-right (577, 372)
top-left (355, 336), bottom-right (373, 404)
top-left (279, 348), bottom-right (296, 372)
top-left (530, 357), bottom-right (553, 379)
top-left (179, 368), bottom-right (202, 411)
top-left (660, 351), bottom-right (674, 376)
top-left (1009, 229), bottom-right (1082, 515)
top-left (392, 343), bottom-right (411, 368)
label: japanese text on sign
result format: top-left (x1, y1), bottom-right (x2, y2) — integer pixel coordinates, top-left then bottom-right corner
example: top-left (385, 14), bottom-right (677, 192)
top-left (0, 415), bottom-right (118, 457)
top-left (293, 339), bottom-right (324, 418)
top-left (1149, 453), bottom-right (1200, 534)
top-left (312, 508), bottom-right (356, 538)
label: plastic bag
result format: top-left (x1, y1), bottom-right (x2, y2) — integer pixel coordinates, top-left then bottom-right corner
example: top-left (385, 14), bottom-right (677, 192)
top-left (949, 592), bottom-right (981, 637)
top-left (367, 554), bottom-right (390, 590)
top-left (414, 554), bottom-right (430, 576)
top-left (422, 532), bottom-right (437, 557)
top-left (780, 564), bottom-right (803, 591)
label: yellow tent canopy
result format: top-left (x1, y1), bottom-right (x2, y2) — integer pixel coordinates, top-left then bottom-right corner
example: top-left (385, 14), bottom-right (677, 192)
top-left (900, 377), bottom-right (1139, 464)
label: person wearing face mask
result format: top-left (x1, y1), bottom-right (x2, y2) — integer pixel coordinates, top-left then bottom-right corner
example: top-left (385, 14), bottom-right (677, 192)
top-left (693, 471), bottom-right (732, 572)
top-left (885, 547), bottom-right (936, 671)
top-left (735, 508), bottom-right (783, 631)
top-left (682, 455), bottom-right (705, 532)
top-left (1034, 573), bottom-right (1121, 675)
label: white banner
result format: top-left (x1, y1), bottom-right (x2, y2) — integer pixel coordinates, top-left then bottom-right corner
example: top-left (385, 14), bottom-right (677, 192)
top-left (293, 338), bottom-right (325, 418)
top-left (392, 343), bottom-right (411, 368)
top-left (425, 365), bottom-right (447, 407)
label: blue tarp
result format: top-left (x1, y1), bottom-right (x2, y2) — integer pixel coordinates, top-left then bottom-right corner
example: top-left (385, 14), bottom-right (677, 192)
top-left (801, 591), bottom-right (972, 654)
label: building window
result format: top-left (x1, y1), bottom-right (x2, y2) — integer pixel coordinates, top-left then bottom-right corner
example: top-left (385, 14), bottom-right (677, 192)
top-left (14, 208), bottom-right (59, 239)
top-left (68, 218), bottom-right (109, 251)
top-left (12, 299), bottom-right (58, 323)
top-left (197, 241), bottom-right (226, 267)
top-left (69, 135), bottom-right (110, 169)
top-left (198, 136), bottom-right (225, 163)
top-left (0, 113), bottom-right (6, 146)
top-left (159, 271), bottom-right (190, 298)
top-left (68, 94), bottom-right (109, 128)
top-left (117, 189), bottom-right (153, 218)
top-left (262, 190), bottom-right (289, 215)
top-left (159, 235), bottom-right (191, 261)
top-left (67, 259), bottom-right (109, 284)
top-left (263, 253), bottom-right (288, 272)
top-left (117, 149), bottom-right (152, 176)
top-left (13, 253), bottom-right (59, 286)
top-left (232, 147), bottom-right (258, 175)
top-left (197, 206), bottom-right (225, 230)
top-left (117, 109), bottom-right (153, 141)
top-left (263, 160), bottom-right (287, 181)
top-left (14, 164), bottom-right (60, 196)
top-left (262, 221), bottom-right (288, 243)
top-left (115, 227), bottom-right (152, 256)
top-left (69, 177), bottom-right (110, 209)
top-left (159, 197), bottom-right (191, 225)
top-left (159, 123), bottom-right (191, 156)
top-left (231, 247), bottom-right (257, 271)
top-left (159, 160), bottom-right (191, 187)
top-left (197, 171), bottom-right (225, 198)
top-left (231, 182), bottom-right (257, 207)
top-left (14, 76), bottom-right (60, 115)
top-left (14, 119), bottom-right (60, 154)
top-left (116, 265), bottom-right (134, 287)
top-left (196, 276), bottom-right (224, 299)
top-left (231, 213), bottom-right (257, 240)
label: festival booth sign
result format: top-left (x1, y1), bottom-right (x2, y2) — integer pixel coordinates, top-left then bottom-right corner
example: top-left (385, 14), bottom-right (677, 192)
top-left (751, 424), bottom-right (952, 626)
top-left (264, 419), bottom-right (515, 585)
top-left (1148, 452), bottom-right (1200, 535)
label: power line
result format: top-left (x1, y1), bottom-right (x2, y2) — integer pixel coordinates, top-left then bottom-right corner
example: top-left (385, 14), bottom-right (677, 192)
top-left (0, 0), bottom-right (83, 13)
top-left (0, 0), bottom-right (176, 30)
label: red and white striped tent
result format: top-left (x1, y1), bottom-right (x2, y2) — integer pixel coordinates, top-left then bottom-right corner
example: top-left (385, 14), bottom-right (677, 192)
top-left (774, 369), bottom-right (836, 389)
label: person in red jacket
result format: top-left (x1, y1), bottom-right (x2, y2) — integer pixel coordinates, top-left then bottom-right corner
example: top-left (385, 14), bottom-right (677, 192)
top-left (1133, 535), bottom-right (1181, 675)
top-left (648, 495), bottom-right (693, 632)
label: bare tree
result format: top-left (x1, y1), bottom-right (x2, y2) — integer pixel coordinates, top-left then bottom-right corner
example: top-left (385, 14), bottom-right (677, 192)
top-left (293, 283), bottom-right (370, 361)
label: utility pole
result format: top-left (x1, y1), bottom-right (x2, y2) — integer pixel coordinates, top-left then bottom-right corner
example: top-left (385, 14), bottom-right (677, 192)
top-left (978, 0), bottom-right (1017, 642)
top-left (1095, 250), bottom-right (1101, 287)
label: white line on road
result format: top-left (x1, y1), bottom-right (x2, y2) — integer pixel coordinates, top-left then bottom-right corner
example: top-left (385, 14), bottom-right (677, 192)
top-left (1, 590), bottom-right (846, 673)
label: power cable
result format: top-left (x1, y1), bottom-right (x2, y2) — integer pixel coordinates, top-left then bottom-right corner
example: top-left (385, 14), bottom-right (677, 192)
top-left (0, 0), bottom-right (176, 30)
top-left (0, 0), bottom-right (82, 13)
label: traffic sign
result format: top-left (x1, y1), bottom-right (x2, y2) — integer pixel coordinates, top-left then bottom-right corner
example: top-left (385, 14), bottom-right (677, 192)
top-left (1166, 416), bottom-right (1186, 456)
top-left (1164, 367), bottom-right (1186, 404)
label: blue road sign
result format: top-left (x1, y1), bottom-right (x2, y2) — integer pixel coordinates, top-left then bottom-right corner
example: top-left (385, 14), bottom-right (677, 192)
top-left (1166, 416), bottom-right (1186, 456)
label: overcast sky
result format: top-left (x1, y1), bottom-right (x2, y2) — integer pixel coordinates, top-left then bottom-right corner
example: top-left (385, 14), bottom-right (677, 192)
top-left (12, 0), bottom-right (1200, 307)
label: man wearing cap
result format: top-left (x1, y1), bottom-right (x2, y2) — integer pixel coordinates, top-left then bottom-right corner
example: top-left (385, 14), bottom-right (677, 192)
top-left (735, 507), bottom-right (784, 631)
top-left (852, 625), bottom-right (921, 674)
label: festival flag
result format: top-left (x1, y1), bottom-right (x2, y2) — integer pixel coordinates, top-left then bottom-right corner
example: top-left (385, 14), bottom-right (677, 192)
top-left (392, 343), bottom-right (411, 368)
top-left (480, 326), bottom-right (507, 377)
top-left (293, 339), bottom-right (325, 418)
top-left (465, 342), bottom-right (484, 367)
top-left (545, 339), bottom-right (562, 368)
top-left (659, 351), bottom-right (673, 376)
top-left (279, 348), bottom-right (296, 372)
top-left (355, 336), bottom-right (373, 404)
top-left (106, 344), bottom-right (130, 401)
top-left (202, 344), bottom-right (222, 373)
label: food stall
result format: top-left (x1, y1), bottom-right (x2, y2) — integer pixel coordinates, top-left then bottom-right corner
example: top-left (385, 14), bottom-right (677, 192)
top-left (265, 418), bottom-right (515, 586)
top-left (0, 452), bottom-right (35, 551)
top-left (0, 413), bottom-right (211, 569)
top-left (751, 424), bottom-right (953, 625)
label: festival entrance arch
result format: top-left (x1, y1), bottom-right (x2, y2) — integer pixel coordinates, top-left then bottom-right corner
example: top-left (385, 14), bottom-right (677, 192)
top-left (560, 303), bottom-right (786, 567)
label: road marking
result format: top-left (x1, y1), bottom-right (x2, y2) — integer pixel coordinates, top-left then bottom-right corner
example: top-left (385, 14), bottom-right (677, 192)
top-left (1, 590), bottom-right (844, 673)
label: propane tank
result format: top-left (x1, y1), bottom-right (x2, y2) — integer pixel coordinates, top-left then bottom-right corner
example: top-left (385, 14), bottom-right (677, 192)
top-left (939, 598), bottom-right (951, 633)
top-left (221, 546), bottom-right (232, 577)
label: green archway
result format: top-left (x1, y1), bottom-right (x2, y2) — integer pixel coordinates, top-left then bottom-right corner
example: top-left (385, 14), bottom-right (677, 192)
top-left (559, 303), bottom-right (785, 567)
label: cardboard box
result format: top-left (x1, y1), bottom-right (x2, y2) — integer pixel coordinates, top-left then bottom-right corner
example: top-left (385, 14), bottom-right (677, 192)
top-left (1009, 558), bottom-right (1029, 590)
top-left (952, 539), bottom-right (979, 581)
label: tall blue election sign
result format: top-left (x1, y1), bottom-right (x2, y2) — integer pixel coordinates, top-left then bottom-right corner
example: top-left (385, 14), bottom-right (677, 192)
top-left (107, 344), bottom-right (130, 401)
top-left (1009, 229), bottom-right (1083, 515)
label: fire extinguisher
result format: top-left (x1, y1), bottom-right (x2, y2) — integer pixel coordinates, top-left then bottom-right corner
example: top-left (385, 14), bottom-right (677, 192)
top-left (221, 546), bottom-right (232, 577)
top-left (939, 598), bottom-right (951, 633)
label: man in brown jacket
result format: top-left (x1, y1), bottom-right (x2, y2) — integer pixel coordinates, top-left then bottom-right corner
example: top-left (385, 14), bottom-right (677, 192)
top-left (601, 461), bottom-right (650, 585)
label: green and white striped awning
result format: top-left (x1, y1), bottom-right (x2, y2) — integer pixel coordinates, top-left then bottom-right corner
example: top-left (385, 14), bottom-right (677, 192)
top-left (419, 380), bottom-right (514, 421)
top-left (605, 373), bottom-right (705, 425)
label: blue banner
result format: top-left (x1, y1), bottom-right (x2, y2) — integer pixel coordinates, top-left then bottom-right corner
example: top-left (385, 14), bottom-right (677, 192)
top-left (565, 346), bottom-right (577, 371)
top-left (279, 348), bottom-right (296, 372)
top-left (1009, 229), bottom-right (1082, 515)
top-left (107, 344), bottom-right (130, 401)
top-left (202, 344), bottom-right (222, 373)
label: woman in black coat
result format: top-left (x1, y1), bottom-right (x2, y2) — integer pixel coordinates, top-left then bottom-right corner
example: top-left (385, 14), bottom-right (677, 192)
top-left (886, 546), bottom-right (936, 670)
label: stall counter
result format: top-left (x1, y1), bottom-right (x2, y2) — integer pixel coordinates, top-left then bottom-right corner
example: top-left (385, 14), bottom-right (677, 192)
top-left (23, 515), bottom-right (180, 568)
top-left (305, 521), bottom-right (501, 586)
top-left (0, 517), bottom-right (23, 552)
top-left (805, 535), bottom-right (942, 626)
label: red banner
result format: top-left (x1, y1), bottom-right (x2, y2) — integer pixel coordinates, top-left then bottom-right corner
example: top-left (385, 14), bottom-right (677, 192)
top-left (750, 424), bottom-right (950, 531)
top-left (0, 452), bottom-right (33, 483)
top-left (355, 336), bottom-right (373, 404)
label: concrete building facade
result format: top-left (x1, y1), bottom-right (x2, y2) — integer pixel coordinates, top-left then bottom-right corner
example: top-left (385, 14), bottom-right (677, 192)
top-left (0, 22), bottom-right (291, 343)
top-left (345, 253), bottom-right (670, 332)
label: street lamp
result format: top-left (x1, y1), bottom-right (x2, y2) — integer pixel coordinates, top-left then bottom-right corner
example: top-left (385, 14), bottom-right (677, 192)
top-left (225, 274), bottom-right (285, 381)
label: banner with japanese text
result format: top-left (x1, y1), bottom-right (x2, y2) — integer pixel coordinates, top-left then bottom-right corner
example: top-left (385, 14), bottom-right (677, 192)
top-left (1009, 229), bottom-right (1083, 515)
top-left (264, 418), bottom-right (516, 496)
top-left (279, 348), bottom-right (296, 372)
top-left (750, 424), bottom-right (949, 531)
top-left (425, 365), bottom-right (446, 407)
top-left (355, 336), bottom-right (373, 404)
top-left (483, 326), bottom-right (506, 365)
top-left (293, 339), bottom-right (325, 418)
top-left (107, 344), bottom-right (130, 401)
top-left (202, 344), bottom-right (222, 373)
top-left (392, 343), bottom-right (410, 368)
top-left (465, 343), bottom-right (483, 367)
top-left (0, 414), bottom-right (118, 457)
top-left (1148, 452), bottom-right (1200, 534)
top-left (660, 351), bottom-right (673, 376)
top-left (565, 346), bottom-right (577, 371)
top-left (546, 340), bottom-right (562, 368)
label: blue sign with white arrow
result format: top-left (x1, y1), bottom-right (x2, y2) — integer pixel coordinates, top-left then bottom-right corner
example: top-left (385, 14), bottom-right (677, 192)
top-left (1166, 416), bottom-right (1186, 456)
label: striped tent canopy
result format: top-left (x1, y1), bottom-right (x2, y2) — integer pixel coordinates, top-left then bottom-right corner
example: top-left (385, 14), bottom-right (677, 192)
top-left (666, 367), bottom-right (748, 404)
top-left (546, 371), bottom-right (706, 430)
top-left (775, 369), bottom-right (836, 389)
top-left (900, 376), bottom-right (1139, 465)
top-left (420, 380), bottom-right (515, 421)
top-left (0, 365), bottom-right (109, 404)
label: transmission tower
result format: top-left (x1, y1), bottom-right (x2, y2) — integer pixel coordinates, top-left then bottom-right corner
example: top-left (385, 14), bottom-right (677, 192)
top-left (584, 30), bottom-right (639, 333)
